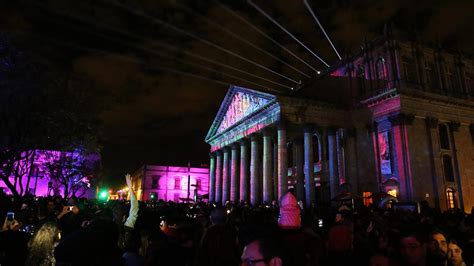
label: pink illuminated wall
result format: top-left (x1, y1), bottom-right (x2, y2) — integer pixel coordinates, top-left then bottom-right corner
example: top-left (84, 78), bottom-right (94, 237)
top-left (133, 165), bottom-right (209, 202)
top-left (0, 149), bottom-right (98, 198)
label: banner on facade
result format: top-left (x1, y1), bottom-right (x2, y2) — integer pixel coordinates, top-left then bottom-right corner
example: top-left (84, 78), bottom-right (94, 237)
top-left (378, 131), bottom-right (392, 175)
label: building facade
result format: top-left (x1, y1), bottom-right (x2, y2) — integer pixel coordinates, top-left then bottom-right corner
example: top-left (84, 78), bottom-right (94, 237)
top-left (205, 35), bottom-right (474, 212)
top-left (0, 149), bottom-right (98, 198)
top-left (131, 165), bottom-right (209, 202)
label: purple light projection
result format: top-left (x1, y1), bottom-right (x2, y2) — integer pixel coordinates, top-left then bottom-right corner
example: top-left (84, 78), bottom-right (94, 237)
top-left (217, 92), bottom-right (270, 134)
top-left (139, 165), bottom-right (209, 202)
top-left (0, 149), bottom-right (98, 198)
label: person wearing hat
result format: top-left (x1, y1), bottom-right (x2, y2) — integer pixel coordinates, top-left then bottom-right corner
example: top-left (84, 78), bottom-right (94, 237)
top-left (278, 192), bottom-right (322, 266)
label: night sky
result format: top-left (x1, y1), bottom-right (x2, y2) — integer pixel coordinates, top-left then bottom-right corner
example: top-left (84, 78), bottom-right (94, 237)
top-left (1, 0), bottom-right (472, 187)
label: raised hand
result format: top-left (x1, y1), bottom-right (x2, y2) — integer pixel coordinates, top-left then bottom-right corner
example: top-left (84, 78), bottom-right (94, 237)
top-left (125, 173), bottom-right (133, 189)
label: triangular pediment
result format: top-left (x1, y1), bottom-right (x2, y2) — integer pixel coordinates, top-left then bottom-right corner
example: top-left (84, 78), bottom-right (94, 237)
top-left (206, 86), bottom-right (276, 142)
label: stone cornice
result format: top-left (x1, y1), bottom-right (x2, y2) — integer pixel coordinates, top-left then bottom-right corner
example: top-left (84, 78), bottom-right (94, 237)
top-left (207, 100), bottom-right (279, 143)
top-left (209, 103), bottom-right (280, 152)
top-left (398, 87), bottom-right (474, 108)
top-left (360, 88), bottom-right (399, 107)
top-left (425, 117), bottom-right (439, 129)
top-left (388, 113), bottom-right (415, 126)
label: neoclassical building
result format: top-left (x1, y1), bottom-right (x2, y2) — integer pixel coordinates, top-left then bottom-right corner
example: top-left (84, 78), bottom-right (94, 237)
top-left (205, 34), bottom-right (474, 212)
top-left (131, 165), bottom-right (209, 202)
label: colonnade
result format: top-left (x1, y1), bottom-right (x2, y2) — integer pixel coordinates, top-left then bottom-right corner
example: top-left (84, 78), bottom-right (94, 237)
top-left (208, 125), bottom-right (344, 207)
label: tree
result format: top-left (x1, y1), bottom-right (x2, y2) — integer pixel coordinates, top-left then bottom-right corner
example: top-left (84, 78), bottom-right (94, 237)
top-left (0, 33), bottom-right (102, 197)
top-left (41, 148), bottom-right (100, 198)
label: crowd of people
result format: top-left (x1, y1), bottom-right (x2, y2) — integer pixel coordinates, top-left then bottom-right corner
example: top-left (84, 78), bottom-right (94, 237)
top-left (1, 175), bottom-right (474, 266)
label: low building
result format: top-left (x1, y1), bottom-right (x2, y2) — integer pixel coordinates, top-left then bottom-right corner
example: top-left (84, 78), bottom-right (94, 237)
top-left (131, 165), bottom-right (209, 202)
top-left (0, 149), bottom-right (99, 198)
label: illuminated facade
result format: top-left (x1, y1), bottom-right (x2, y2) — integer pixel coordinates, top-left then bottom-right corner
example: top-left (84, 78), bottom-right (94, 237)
top-left (131, 165), bottom-right (209, 202)
top-left (206, 35), bottom-right (474, 212)
top-left (0, 149), bottom-right (98, 198)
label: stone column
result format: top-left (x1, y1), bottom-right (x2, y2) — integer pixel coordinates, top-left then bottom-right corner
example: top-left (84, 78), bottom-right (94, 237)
top-left (294, 138), bottom-right (304, 202)
top-left (327, 128), bottom-right (339, 199)
top-left (240, 140), bottom-right (249, 203)
top-left (336, 129), bottom-right (346, 185)
top-left (389, 114), bottom-right (414, 201)
top-left (209, 153), bottom-right (216, 203)
top-left (215, 150), bottom-right (223, 204)
top-left (449, 121), bottom-right (464, 211)
top-left (304, 127), bottom-right (315, 208)
top-left (222, 148), bottom-right (230, 203)
top-left (425, 117), bottom-right (441, 209)
top-left (345, 128), bottom-right (359, 195)
top-left (278, 125), bottom-right (288, 200)
top-left (263, 130), bottom-right (273, 203)
top-left (273, 141), bottom-right (279, 201)
top-left (250, 135), bottom-right (260, 205)
top-left (231, 144), bottom-right (239, 202)
top-left (319, 128), bottom-right (330, 202)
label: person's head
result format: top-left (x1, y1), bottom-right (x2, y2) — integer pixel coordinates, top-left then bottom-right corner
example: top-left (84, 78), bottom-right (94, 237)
top-left (278, 192), bottom-right (300, 229)
top-left (27, 222), bottom-right (60, 257)
top-left (369, 254), bottom-right (390, 266)
top-left (241, 239), bottom-right (283, 266)
top-left (399, 229), bottom-right (427, 266)
top-left (447, 239), bottom-right (464, 266)
top-left (335, 213), bottom-right (344, 223)
top-left (428, 230), bottom-right (448, 261)
top-left (210, 208), bottom-right (226, 225)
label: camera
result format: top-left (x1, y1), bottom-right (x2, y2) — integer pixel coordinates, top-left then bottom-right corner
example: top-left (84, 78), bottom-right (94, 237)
top-left (6, 212), bottom-right (14, 222)
top-left (318, 218), bottom-right (323, 228)
top-left (68, 206), bottom-right (74, 211)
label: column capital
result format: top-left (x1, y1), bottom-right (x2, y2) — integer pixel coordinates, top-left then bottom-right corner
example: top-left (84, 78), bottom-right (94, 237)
top-left (303, 124), bottom-right (317, 133)
top-left (425, 117), bottom-right (438, 129)
top-left (250, 134), bottom-right (260, 141)
top-left (448, 121), bottom-right (461, 132)
top-left (366, 121), bottom-right (378, 133)
top-left (388, 113), bottom-right (414, 126)
top-left (215, 149), bottom-right (223, 156)
top-left (326, 126), bottom-right (339, 135)
top-left (209, 152), bottom-right (216, 158)
top-left (222, 146), bottom-right (230, 152)
top-left (346, 127), bottom-right (357, 138)
top-left (231, 143), bottom-right (240, 149)
top-left (239, 138), bottom-right (248, 145)
top-left (276, 120), bottom-right (287, 129)
top-left (262, 127), bottom-right (273, 136)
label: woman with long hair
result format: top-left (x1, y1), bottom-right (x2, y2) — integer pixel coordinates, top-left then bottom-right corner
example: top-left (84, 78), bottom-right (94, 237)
top-left (25, 221), bottom-right (60, 266)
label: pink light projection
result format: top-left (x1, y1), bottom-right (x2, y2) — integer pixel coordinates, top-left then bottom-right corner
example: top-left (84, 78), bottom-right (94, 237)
top-left (217, 92), bottom-right (269, 134)
top-left (0, 149), bottom-right (98, 198)
top-left (137, 165), bottom-right (209, 202)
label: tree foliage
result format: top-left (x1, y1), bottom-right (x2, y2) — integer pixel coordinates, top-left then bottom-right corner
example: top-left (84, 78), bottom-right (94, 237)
top-left (0, 33), bottom-right (102, 197)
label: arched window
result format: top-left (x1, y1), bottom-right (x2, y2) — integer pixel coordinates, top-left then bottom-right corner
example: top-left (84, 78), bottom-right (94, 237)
top-left (402, 56), bottom-right (416, 83)
top-left (442, 155), bottom-right (455, 182)
top-left (446, 188), bottom-right (456, 209)
top-left (438, 124), bottom-right (450, 150)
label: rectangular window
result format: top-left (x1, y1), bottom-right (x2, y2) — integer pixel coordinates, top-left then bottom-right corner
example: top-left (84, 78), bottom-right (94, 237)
top-left (174, 178), bottom-right (181, 190)
top-left (438, 124), bottom-right (450, 150)
top-left (151, 175), bottom-right (160, 189)
top-left (425, 66), bottom-right (432, 88)
top-left (196, 179), bottom-right (202, 190)
top-left (363, 192), bottom-right (373, 207)
top-left (442, 155), bottom-right (455, 182)
top-left (174, 193), bottom-right (180, 202)
top-left (446, 189), bottom-right (455, 209)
